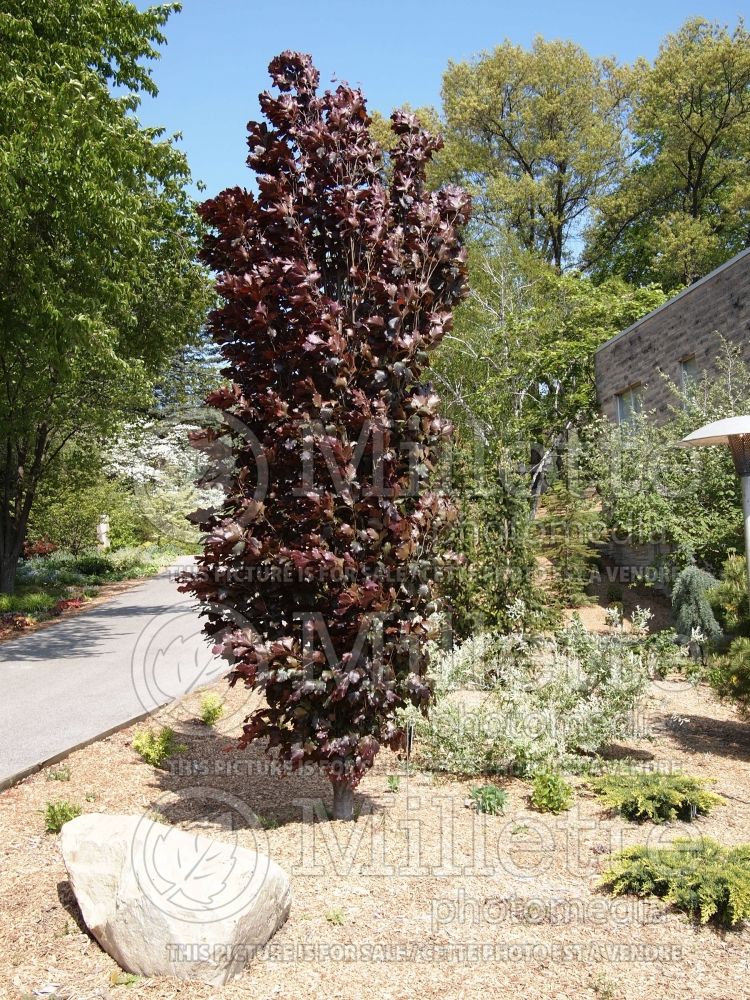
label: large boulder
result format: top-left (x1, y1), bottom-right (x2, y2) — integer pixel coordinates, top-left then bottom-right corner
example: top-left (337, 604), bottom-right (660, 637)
top-left (60, 813), bottom-right (291, 985)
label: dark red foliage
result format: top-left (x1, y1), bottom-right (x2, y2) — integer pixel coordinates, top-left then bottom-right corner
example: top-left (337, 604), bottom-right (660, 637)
top-left (0, 612), bottom-right (34, 637)
top-left (23, 539), bottom-right (57, 559)
top-left (54, 597), bottom-right (85, 615)
top-left (180, 52), bottom-right (469, 794)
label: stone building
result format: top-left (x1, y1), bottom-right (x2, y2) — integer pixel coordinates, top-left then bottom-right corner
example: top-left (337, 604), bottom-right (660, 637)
top-left (594, 247), bottom-right (750, 590)
top-left (595, 247), bottom-right (750, 426)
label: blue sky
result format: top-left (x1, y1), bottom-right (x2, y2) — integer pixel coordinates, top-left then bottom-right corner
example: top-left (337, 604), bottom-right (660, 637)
top-left (135, 0), bottom-right (748, 196)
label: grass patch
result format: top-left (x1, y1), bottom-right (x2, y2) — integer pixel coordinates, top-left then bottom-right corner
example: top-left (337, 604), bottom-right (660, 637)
top-left (0, 590), bottom-right (58, 615)
top-left (590, 772), bottom-right (724, 823)
top-left (45, 766), bottom-right (71, 782)
top-left (257, 815), bottom-right (280, 830)
top-left (602, 838), bottom-right (750, 927)
top-left (43, 801), bottom-right (82, 833)
top-left (132, 727), bottom-right (187, 768)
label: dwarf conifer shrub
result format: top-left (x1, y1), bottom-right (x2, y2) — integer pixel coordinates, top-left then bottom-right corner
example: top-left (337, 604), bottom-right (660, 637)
top-left (710, 555), bottom-right (750, 633)
top-left (181, 52), bottom-right (470, 819)
top-left (591, 772), bottom-right (724, 823)
top-left (602, 838), bottom-right (750, 927)
top-left (671, 563), bottom-right (721, 639)
top-left (709, 637), bottom-right (750, 713)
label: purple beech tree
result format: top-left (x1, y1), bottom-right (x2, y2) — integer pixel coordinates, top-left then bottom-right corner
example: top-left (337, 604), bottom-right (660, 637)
top-left (182, 52), bottom-right (469, 820)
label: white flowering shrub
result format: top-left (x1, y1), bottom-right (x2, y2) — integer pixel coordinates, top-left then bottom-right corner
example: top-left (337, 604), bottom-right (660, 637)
top-left (408, 616), bottom-right (652, 776)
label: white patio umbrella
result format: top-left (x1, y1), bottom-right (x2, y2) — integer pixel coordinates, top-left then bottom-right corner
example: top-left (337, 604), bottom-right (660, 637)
top-left (681, 416), bottom-right (750, 606)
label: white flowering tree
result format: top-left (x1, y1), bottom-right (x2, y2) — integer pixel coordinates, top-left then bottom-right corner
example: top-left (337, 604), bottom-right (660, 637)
top-left (106, 420), bottom-right (222, 545)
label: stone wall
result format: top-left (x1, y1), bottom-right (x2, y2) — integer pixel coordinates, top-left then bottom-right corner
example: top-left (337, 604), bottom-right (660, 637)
top-left (595, 248), bottom-right (750, 424)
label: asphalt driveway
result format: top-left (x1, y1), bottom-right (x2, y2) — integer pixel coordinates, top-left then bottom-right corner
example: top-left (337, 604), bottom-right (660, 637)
top-left (0, 559), bottom-right (221, 788)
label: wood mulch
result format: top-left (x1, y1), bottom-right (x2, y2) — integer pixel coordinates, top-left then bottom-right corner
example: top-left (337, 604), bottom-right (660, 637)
top-left (0, 675), bottom-right (748, 1000)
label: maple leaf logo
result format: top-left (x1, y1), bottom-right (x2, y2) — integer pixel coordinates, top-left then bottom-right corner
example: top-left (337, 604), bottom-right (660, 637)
top-left (149, 827), bottom-right (238, 911)
top-left (148, 631), bottom-right (224, 703)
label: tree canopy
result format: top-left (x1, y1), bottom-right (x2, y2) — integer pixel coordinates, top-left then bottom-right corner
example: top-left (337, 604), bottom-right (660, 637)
top-left (440, 37), bottom-right (631, 268)
top-left (0, 0), bottom-right (210, 591)
top-left (587, 18), bottom-right (750, 289)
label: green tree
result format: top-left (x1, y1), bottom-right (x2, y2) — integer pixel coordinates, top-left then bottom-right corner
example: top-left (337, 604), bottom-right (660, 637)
top-left (0, 0), bottom-right (210, 592)
top-left (439, 438), bottom-right (549, 637)
top-left (589, 340), bottom-right (749, 572)
top-left (440, 38), bottom-right (631, 268)
top-left (588, 18), bottom-right (750, 289)
top-left (540, 481), bottom-right (603, 605)
top-left (433, 239), bottom-right (664, 504)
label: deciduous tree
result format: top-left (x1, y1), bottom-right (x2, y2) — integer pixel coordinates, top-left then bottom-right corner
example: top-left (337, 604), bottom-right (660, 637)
top-left (0, 0), bottom-right (209, 592)
top-left (182, 52), bottom-right (469, 820)
top-left (587, 18), bottom-right (750, 289)
top-left (440, 38), bottom-right (630, 268)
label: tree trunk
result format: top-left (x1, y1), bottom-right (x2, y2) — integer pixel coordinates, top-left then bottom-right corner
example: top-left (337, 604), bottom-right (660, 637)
top-left (331, 781), bottom-right (355, 821)
top-left (0, 552), bottom-right (18, 595)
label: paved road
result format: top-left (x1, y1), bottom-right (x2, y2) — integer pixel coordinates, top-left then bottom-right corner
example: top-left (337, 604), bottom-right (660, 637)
top-left (0, 559), bottom-right (222, 788)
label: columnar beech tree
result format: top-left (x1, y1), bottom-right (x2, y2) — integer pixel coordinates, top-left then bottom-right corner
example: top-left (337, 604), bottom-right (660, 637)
top-left (182, 52), bottom-right (469, 819)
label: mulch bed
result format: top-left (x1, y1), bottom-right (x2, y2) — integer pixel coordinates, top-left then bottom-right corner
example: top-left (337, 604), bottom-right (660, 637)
top-left (0, 678), bottom-right (748, 1000)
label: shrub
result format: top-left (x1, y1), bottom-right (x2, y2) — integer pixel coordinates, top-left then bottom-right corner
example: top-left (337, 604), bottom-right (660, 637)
top-left (44, 801), bottom-right (82, 834)
top-left (641, 629), bottom-right (686, 677)
top-left (407, 619), bottom-right (650, 776)
top-left (23, 539), bottom-right (57, 559)
top-left (709, 554), bottom-right (750, 634)
top-left (590, 772), bottom-right (724, 823)
top-left (709, 637), bottom-right (750, 713)
top-left (630, 606), bottom-right (654, 636)
top-left (530, 771), bottom-right (573, 813)
top-left (468, 784), bottom-right (507, 815)
top-left (671, 563), bottom-right (721, 639)
top-left (0, 612), bottom-right (34, 635)
top-left (54, 596), bottom-right (85, 615)
top-left (179, 51), bottom-right (470, 820)
top-left (386, 775), bottom-right (400, 793)
top-left (73, 554), bottom-right (115, 577)
top-left (199, 693), bottom-right (224, 727)
top-left (601, 838), bottom-right (750, 927)
top-left (18, 544), bottom-right (181, 590)
top-left (132, 727), bottom-right (187, 768)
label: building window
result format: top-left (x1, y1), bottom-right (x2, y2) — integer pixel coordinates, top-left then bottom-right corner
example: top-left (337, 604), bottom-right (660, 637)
top-left (616, 384), bottom-right (643, 426)
top-left (680, 355), bottom-right (698, 391)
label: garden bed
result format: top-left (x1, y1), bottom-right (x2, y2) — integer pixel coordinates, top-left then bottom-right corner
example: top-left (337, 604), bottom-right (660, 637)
top-left (1, 676), bottom-right (749, 1000)
top-left (0, 546), bottom-right (191, 644)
